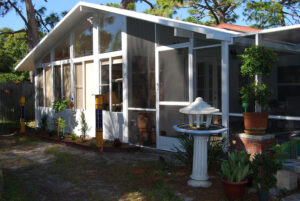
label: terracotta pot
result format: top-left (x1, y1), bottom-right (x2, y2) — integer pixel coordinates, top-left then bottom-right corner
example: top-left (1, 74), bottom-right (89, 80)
top-left (243, 112), bottom-right (268, 135)
top-left (222, 179), bottom-right (248, 201)
top-left (137, 113), bottom-right (151, 145)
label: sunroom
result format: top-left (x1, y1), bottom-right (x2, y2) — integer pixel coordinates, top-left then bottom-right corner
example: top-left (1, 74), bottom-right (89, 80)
top-left (19, 2), bottom-right (293, 151)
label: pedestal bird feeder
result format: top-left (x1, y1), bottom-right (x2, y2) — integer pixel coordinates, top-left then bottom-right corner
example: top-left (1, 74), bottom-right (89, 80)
top-left (173, 97), bottom-right (227, 188)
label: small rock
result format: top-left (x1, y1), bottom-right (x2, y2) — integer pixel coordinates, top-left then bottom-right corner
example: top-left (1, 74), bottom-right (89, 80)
top-left (248, 187), bottom-right (257, 194)
top-left (269, 187), bottom-right (280, 197)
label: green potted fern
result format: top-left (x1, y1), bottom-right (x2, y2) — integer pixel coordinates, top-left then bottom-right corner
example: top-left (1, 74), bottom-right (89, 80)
top-left (221, 151), bottom-right (250, 201)
top-left (239, 46), bottom-right (277, 135)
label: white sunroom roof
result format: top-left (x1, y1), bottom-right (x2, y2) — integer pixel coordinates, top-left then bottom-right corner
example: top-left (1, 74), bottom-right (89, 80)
top-left (15, 1), bottom-right (239, 71)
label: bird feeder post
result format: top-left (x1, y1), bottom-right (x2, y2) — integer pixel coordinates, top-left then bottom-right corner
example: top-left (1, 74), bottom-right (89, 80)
top-left (20, 96), bottom-right (25, 133)
top-left (95, 95), bottom-right (104, 151)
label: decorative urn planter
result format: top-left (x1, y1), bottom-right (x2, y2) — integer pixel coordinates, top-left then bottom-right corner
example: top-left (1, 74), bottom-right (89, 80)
top-left (243, 112), bottom-right (268, 135)
top-left (173, 97), bottom-right (227, 188)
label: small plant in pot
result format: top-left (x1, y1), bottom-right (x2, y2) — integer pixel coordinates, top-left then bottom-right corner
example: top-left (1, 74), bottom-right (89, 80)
top-left (221, 150), bottom-right (250, 201)
top-left (239, 46), bottom-right (277, 135)
top-left (251, 152), bottom-right (282, 201)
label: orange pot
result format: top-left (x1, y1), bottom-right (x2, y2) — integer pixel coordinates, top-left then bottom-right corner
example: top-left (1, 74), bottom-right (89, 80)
top-left (243, 112), bottom-right (268, 135)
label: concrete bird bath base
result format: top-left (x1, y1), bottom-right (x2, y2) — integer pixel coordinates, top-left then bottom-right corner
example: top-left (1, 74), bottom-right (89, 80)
top-left (174, 124), bottom-right (227, 187)
top-left (173, 97), bottom-right (227, 188)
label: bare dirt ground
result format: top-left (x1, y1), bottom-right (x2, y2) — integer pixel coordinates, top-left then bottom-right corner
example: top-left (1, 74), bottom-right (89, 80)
top-left (1, 134), bottom-right (289, 201)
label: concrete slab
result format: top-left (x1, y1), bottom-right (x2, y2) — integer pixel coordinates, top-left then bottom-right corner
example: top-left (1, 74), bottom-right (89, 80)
top-left (282, 194), bottom-right (300, 201)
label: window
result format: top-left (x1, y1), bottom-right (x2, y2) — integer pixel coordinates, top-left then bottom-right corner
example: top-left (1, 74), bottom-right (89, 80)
top-left (112, 57), bottom-right (122, 112)
top-left (37, 69), bottom-right (44, 107)
top-left (127, 17), bottom-right (155, 108)
top-left (100, 57), bottom-right (123, 112)
top-left (63, 64), bottom-right (71, 100)
top-left (159, 48), bottom-right (189, 101)
top-left (74, 19), bottom-right (93, 58)
top-left (44, 67), bottom-right (52, 107)
top-left (194, 47), bottom-right (221, 109)
top-left (75, 63), bottom-right (83, 109)
top-left (54, 65), bottom-right (61, 100)
top-left (54, 37), bottom-right (70, 60)
top-left (101, 59), bottom-right (109, 110)
top-left (99, 13), bottom-right (122, 53)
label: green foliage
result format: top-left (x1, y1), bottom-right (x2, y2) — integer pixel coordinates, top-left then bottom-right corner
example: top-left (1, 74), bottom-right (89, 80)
top-left (221, 151), bottom-right (250, 182)
top-left (80, 111), bottom-right (89, 141)
top-left (57, 117), bottom-right (66, 136)
top-left (240, 46), bottom-right (277, 78)
top-left (251, 152), bottom-right (282, 192)
top-left (243, 0), bottom-right (300, 29)
top-left (185, 0), bottom-right (241, 25)
top-left (52, 97), bottom-right (70, 113)
top-left (208, 137), bottom-right (226, 169)
top-left (240, 82), bottom-right (270, 108)
top-left (0, 28), bottom-right (29, 83)
top-left (173, 134), bottom-right (194, 168)
top-left (89, 141), bottom-right (96, 147)
top-left (41, 113), bottom-right (48, 131)
top-left (174, 135), bottom-right (225, 169)
top-left (106, 2), bottom-right (136, 10)
top-left (239, 46), bottom-right (277, 110)
top-left (70, 134), bottom-right (78, 141)
top-left (144, 0), bottom-right (182, 18)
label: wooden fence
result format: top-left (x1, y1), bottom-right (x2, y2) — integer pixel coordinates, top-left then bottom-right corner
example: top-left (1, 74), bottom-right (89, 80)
top-left (0, 82), bottom-right (35, 122)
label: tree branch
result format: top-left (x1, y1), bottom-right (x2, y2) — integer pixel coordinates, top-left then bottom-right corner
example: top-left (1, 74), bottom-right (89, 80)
top-left (0, 29), bottom-right (26, 35)
top-left (34, 9), bottom-right (49, 32)
top-left (7, 0), bottom-right (29, 28)
top-left (143, 0), bottom-right (154, 9)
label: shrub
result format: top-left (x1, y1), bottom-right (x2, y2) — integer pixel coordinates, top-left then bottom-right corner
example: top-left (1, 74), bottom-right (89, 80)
top-left (80, 111), bottom-right (89, 141)
top-left (70, 134), bottom-right (78, 141)
top-left (53, 97), bottom-right (70, 113)
top-left (221, 151), bottom-right (250, 182)
top-left (251, 152), bottom-right (282, 192)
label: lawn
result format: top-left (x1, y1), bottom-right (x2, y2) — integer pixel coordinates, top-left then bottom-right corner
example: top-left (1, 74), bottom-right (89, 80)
top-left (0, 125), bottom-right (291, 201)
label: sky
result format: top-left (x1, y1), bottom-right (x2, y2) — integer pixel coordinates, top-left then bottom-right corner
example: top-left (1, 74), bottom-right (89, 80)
top-left (0, 0), bottom-right (247, 31)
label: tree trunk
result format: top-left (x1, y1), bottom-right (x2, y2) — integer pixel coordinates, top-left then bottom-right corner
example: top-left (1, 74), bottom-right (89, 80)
top-left (120, 0), bottom-right (131, 9)
top-left (25, 0), bottom-right (39, 82)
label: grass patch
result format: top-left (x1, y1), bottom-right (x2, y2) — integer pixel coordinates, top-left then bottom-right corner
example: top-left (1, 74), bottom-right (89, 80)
top-left (16, 135), bottom-right (38, 144)
top-left (1, 171), bottom-right (37, 201)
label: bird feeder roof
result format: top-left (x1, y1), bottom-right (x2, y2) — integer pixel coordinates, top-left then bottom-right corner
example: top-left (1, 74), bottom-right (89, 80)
top-left (179, 97), bottom-right (219, 115)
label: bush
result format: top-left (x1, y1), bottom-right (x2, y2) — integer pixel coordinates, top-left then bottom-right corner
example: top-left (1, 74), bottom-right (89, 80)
top-left (80, 111), bottom-right (89, 141)
top-left (251, 152), bottom-right (282, 192)
top-left (70, 134), bottom-right (78, 141)
top-left (53, 97), bottom-right (70, 113)
top-left (221, 151), bottom-right (250, 182)
top-left (173, 135), bottom-right (225, 169)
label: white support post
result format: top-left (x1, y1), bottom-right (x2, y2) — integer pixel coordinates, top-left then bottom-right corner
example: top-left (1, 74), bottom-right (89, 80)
top-left (50, 50), bottom-right (55, 105)
top-left (255, 33), bottom-right (262, 113)
top-left (82, 61), bottom-right (85, 109)
top-left (189, 36), bottom-right (194, 103)
top-left (60, 64), bottom-right (63, 97)
top-left (34, 69), bottom-right (39, 127)
top-left (70, 31), bottom-right (75, 104)
top-left (109, 57), bottom-right (112, 112)
top-left (43, 68), bottom-right (46, 107)
top-left (155, 24), bottom-right (160, 149)
top-left (221, 40), bottom-right (229, 152)
top-left (93, 14), bottom-right (100, 95)
top-left (122, 16), bottom-right (129, 143)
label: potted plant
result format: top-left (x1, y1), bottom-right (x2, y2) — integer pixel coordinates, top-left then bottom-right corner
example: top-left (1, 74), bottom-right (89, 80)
top-left (251, 152), bottom-right (282, 201)
top-left (239, 46), bottom-right (277, 135)
top-left (221, 151), bottom-right (250, 201)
